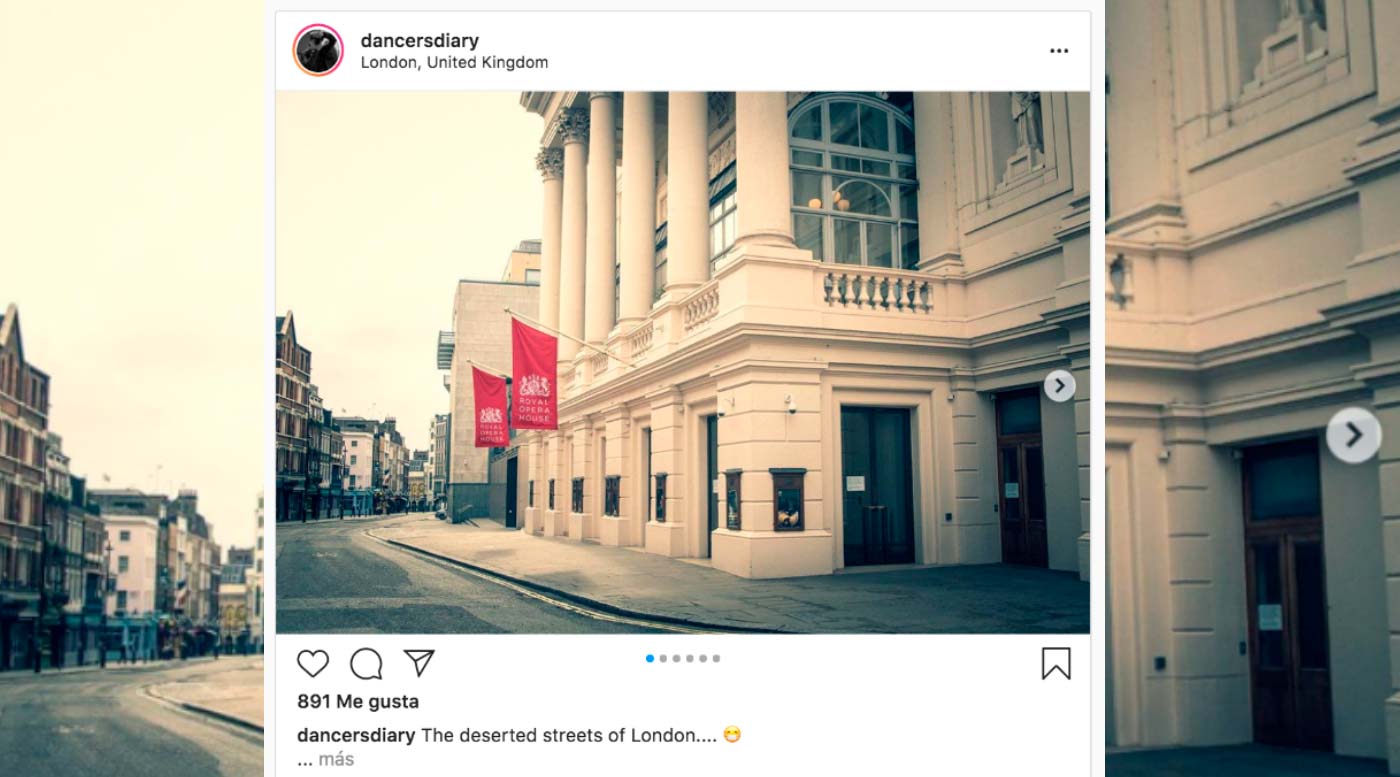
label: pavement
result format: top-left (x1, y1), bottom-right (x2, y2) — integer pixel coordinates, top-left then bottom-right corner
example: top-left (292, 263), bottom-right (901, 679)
top-left (1107, 745), bottom-right (1388, 775)
top-left (146, 657), bottom-right (264, 731)
top-left (276, 513), bottom-right (663, 634)
top-left (356, 513), bottom-right (1087, 633)
top-left (0, 656), bottom-right (262, 777)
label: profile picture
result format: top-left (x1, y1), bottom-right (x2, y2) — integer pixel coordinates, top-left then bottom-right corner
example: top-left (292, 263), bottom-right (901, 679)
top-left (294, 24), bottom-right (342, 76)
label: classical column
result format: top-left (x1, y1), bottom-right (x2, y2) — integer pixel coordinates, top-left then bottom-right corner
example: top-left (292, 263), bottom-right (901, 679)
top-left (555, 108), bottom-right (589, 362)
top-left (535, 147), bottom-right (564, 332)
top-left (585, 93), bottom-right (618, 346)
top-left (666, 92), bottom-right (709, 294)
top-left (618, 92), bottom-right (657, 328)
top-left (734, 92), bottom-right (794, 248)
top-left (912, 93), bottom-right (960, 269)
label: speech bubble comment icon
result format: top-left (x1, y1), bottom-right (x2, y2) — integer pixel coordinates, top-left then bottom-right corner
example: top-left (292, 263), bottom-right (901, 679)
top-left (350, 647), bottom-right (384, 680)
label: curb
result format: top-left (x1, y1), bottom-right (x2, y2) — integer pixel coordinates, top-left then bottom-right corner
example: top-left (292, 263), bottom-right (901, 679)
top-left (145, 683), bottom-right (264, 735)
top-left (0, 655), bottom-right (221, 681)
top-left (369, 531), bottom-right (787, 634)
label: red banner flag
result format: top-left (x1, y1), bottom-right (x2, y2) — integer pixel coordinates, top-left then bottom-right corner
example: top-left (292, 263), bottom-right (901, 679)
top-left (510, 318), bottom-right (558, 430)
top-left (472, 366), bottom-right (509, 447)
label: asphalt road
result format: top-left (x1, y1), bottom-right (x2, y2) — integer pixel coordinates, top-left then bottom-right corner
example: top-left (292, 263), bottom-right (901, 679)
top-left (0, 659), bottom-right (262, 777)
top-left (276, 514), bottom-right (663, 634)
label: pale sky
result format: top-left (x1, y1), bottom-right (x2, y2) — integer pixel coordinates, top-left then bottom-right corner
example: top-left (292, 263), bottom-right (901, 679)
top-left (276, 91), bottom-right (543, 452)
top-left (0, 3), bottom-right (263, 551)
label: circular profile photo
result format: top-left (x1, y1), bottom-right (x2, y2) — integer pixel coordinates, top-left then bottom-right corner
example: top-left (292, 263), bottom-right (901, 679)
top-left (294, 24), bottom-right (342, 76)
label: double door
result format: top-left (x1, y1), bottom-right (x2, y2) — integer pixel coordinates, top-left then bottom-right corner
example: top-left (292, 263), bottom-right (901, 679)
top-left (840, 407), bottom-right (914, 566)
top-left (1243, 439), bottom-right (1332, 751)
top-left (997, 389), bottom-right (1048, 567)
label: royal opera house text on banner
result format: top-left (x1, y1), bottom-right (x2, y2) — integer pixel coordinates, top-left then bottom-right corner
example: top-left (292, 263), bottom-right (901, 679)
top-left (509, 318), bottom-right (557, 430)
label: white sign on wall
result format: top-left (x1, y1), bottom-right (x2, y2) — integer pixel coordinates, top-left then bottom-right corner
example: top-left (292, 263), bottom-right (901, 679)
top-left (1257, 604), bottom-right (1283, 632)
top-left (1004, 482), bottom-right (1020, 499)
top-left (846, 476), bottom-right (865, 492)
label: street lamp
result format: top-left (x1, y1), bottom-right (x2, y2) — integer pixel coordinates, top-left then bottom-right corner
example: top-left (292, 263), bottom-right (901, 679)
top-left (100, 539), bottom-right (112, 668)
top-left (1109, 254), bottom-right (1129, 310)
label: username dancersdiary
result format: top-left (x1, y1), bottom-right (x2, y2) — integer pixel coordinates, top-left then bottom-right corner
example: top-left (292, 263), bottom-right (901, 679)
top-left (357, 32), bottom-right (547, 72)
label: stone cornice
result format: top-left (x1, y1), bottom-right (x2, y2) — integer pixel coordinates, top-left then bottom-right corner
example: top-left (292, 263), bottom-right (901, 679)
top-left (1107, 323), bottom-right (1354, 373)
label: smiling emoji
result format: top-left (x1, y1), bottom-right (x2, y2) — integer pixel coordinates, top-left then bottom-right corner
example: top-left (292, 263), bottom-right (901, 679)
top-left (723, 725), bottom-right (741, 743)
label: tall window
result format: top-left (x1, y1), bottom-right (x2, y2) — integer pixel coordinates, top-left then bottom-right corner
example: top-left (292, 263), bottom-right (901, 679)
top-left (789, 94), bottom-right (919, 270)
top-left (709, 164), bottom-right (737, 273)
top-left (653, 224), bottom-right (668, 302)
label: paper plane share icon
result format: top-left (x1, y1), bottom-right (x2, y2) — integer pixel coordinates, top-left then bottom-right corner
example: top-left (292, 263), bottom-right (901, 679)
top-left (404, 649), bottom-right (435, 678)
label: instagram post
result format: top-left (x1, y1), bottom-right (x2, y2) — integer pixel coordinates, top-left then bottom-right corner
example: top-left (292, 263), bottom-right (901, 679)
top-left (1105, 1), bottom-right (1397, 775)
top-left (269, 6), bottom-right (1096, 776)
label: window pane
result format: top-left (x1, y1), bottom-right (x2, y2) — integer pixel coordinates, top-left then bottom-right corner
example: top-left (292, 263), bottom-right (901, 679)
top-left (792, 171), bottom-right (824, 209)
top-left (792, 106), bottom-right (822, 140)
top-left (897, 162), bottom-right (917, 180)
top-left (791, 149), bottom-right (822, 167)
top-left (833, 218), bottom-right (861, 264)
top-left (1246, 442), bottom-right (1320, 520)
top-left (997, 391), bottom-right (1041, 436)
top-left (858, 104), bottom-right (889, 150)
top-left (794, 213), bottom-right (823, 260)
top-left (900, 223), bottom-right (920, 270)
top-left (833, 177), bottom-right (891, 216)
top-left (861, 159), bottom-right (891, 176)
top-left (831, 154), bottom-right (862, 172)
top-left (653, 247), bottom-right (667, 300)
top-left (900, 185), bottom-right (918, 220)
top-left (830, 101), bottom-right (859, 146)
top-left (1025, 446), bottom-right (1045, 521)
top-left (866, 222), bottom-right (893, 267)
top-left (896, 120), bottom-right (916, 155)
top-left (1295, 540), bottom-right (1328, 669)
top-left (1000, 447), bottom-right (1021, 521)
top-left (1252, 541), bottom-right (1284, 669)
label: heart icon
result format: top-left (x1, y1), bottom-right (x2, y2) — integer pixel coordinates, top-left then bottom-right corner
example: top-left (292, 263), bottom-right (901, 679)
top-left (297, 649), bottom-right (329, 678)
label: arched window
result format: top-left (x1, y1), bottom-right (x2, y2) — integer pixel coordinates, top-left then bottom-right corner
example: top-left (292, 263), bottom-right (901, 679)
top-left (789, 94), bottom-right (919, 269)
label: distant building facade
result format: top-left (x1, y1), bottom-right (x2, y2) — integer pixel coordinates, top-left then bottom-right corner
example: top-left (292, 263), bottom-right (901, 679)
top-left (429, 413), bottom-right (450, 507)
top-left (0, 304), bottom-right (49, 670)
top-left (500, 238), bottom-right (543, 284)
top-left (336, 416), bottom-right (408, 513)
top-left (93, 490), bottom-right (164, 661)
top-left (276, 312), bottom-right (313, 522)
top-left (442, 275), bottom-right (540, 521)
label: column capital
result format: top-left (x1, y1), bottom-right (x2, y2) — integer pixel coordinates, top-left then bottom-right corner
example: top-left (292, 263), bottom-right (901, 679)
top-left (535, 147), bottom-right (563, 181)
top-left (555, 108), bottom-right (590, 144)
top-left (588, 91), bottom-right (618, 103)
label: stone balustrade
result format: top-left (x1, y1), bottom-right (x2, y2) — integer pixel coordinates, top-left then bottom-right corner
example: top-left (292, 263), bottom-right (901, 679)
top-left (626, 319), bottom-right (655, 358)
top-left (681, 282), bottom-right (720, 332)
top-left (822, 268), bottom-right (932, 313)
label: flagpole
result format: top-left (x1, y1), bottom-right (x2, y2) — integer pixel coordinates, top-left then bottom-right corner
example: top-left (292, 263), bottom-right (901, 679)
top-left (503, 307), bottom-right (640, 369)
top-left (463, 358), bottom-right (511, 380)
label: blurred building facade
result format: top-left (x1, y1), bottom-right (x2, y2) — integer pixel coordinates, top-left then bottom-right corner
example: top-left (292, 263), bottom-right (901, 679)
top-left (1105, 1), bottom-right (1397, 766)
